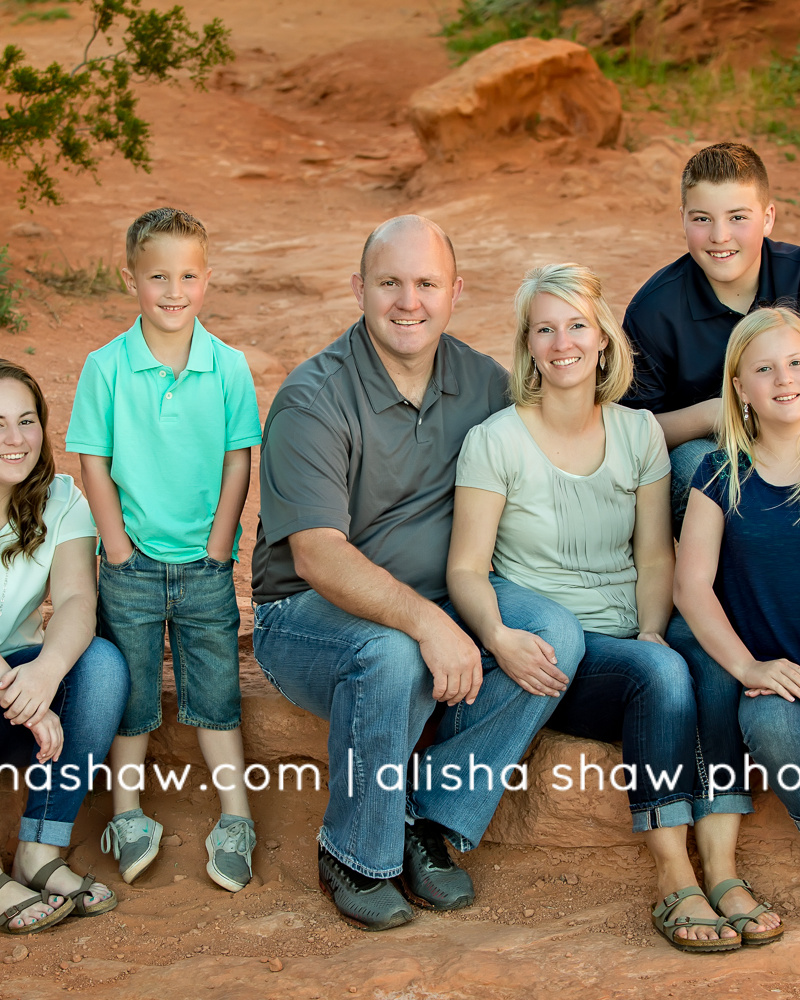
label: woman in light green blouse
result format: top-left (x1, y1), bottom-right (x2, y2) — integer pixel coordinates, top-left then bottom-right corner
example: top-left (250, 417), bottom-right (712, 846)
top-left (447, 263), bottom-right (780, 952)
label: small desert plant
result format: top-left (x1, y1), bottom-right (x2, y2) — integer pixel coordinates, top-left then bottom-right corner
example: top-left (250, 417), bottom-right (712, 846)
top-left (30, 255), bottom-right (125, 297)
top-left (0, 246), bottom-right (27, 334)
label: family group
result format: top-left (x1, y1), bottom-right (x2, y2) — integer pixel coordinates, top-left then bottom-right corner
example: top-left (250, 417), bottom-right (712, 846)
top-left (0, 141), bottom-right (798, 956)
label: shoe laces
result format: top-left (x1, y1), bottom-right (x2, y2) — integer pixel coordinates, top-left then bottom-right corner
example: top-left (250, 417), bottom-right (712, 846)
top-left (407, 820), bottom-right (453, 869)
top-left (100, 816), bottom-right (149, 859)
top-left (214, 821), bottom-right (256, 856)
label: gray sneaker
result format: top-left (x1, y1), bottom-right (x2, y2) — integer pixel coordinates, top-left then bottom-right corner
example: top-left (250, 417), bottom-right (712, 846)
top-left (318, 845), bottom-right (413, 931)
top-left (101, 810), bottom-right (163, 884)
top-left (205, 819), bottom-right (256, 892)
top-left (401, 819), bottom-right (475, 910)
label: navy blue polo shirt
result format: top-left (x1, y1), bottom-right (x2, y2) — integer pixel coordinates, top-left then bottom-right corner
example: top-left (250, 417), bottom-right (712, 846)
top-left (251, 317), bottom-right (509, 604)
top-left (623, 238), bottom-right (800, 413)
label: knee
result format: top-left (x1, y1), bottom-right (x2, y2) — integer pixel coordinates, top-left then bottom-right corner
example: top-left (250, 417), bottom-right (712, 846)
top-left (636, 647), bottom-right (695, 712)
top-left (538, 607), bottom-right (585, 679)
top-left (356, 629), bottom-right (430, 697)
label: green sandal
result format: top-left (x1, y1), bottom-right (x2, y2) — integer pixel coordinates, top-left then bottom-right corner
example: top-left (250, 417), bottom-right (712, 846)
top-left (0, 872), bottom-right (75, 934)
top-left (652, 886), bottom-right (741, 953)
top-left (28, 858), bottom-right (118, 917)
top-left (707, 878), bottom-right (784, 947)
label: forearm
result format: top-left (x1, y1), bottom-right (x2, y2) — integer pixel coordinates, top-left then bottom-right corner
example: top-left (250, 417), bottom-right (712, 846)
top-left (446, 567), bottom-right (507, 653)
top-left (635, 558), bottom-right (674, 637)
top-left (33, 592), bottom-right (96, 683)
top-left (207, 448), bottom-right (251, 560)
top-left (79, 454), bottom-right (130, 558)
top-left (292, 529), bottom-right (450, 642)
top-left (673, 577), bottom-right (754, 682)
top-left (656, 398), bottom-right (721, 449)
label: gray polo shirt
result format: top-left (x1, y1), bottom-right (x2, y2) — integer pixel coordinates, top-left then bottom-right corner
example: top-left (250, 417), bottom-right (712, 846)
top-left (252, 317), bottom-right (508, 604)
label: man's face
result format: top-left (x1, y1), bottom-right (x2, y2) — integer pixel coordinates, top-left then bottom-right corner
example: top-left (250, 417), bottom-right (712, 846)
top-left (350, 225), bottom-right (463, 370)
top-left (680, 180), bottom-right (775, 297)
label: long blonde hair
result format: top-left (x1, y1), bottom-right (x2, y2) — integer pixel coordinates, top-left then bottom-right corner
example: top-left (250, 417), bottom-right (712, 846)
top-left (718, 306), bottom-right (800, 512)
top-left (510, 263), bottom-right (633, 407)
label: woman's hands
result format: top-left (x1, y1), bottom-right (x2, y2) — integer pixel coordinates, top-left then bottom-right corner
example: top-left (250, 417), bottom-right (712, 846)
top-left (29, 710), bottom-right (64, 763)
top-left (490, 625), bottom-right (568, 697)
top-left (740, 658), bottom-right (800, 702)
top-left (0, 661), bottom-right (59, 728)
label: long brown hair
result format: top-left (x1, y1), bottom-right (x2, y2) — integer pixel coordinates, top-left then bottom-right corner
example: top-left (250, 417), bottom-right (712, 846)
top-left (0, 360), bottom-right (55, 566)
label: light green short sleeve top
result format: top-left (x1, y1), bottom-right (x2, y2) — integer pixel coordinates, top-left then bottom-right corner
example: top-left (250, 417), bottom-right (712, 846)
top-left (455, 403), bottom-right (670, 637)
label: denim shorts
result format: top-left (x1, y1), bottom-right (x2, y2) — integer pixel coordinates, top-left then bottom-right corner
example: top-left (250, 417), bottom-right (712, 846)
top-left (97, 546), bottom-right (241, 735)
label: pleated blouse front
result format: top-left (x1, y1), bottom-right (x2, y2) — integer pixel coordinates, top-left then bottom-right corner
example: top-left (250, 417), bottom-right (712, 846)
top-left (455, 402), bottom-right (670, 637)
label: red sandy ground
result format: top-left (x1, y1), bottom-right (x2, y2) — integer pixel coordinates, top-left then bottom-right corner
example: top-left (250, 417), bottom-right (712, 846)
top-left (1, 1), bottom-right (800, 997)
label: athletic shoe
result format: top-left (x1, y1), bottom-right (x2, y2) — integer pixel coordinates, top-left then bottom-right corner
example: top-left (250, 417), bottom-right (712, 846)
top-left (318, 845), bottom-right (413, 931)
top-left (401, 819), bottom-right (475, 910)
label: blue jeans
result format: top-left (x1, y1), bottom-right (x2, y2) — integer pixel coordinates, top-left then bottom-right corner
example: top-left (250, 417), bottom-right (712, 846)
top-left (97, 547), bottom-right (241, 734)
top-left (547, 631), bottom-right (697, 832)
top-left (666, 613), bottom-right (753, 819)
top-left (739, 694), bottom-right (800, 830)
top-left (253, 575), bottom-right (585, 878)
top-left (670, 437), bottom-right (717, 537)
top-left (0, 638), bottom-right (130, 847)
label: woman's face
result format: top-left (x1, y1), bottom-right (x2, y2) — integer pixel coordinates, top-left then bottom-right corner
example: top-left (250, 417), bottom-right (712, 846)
top-left (733, 324), bottom-right (800, 427)
top-left (0, 378), bottom-right (43, 496)
top-left (527, 293), bottom-right (608, 394)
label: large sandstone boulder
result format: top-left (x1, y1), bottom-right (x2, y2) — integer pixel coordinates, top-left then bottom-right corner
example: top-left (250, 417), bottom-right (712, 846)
top-left (409, 37), bottom-right (621, 159)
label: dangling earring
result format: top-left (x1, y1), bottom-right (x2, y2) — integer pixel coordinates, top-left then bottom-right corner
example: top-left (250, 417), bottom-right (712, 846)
top-left (599, 349), bottom-right (607, 372)
top-left (743, 401), bottom-right (750, 422)
top-left (531, 357), bottom-right (539, 383)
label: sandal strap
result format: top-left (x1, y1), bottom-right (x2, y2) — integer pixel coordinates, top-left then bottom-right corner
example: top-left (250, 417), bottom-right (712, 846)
top-left (707, 877), bottom-right (752, 911)
top-left (725, 902), bottom-right (773, 934)
top-left (652, 885), bottom-right (732, 940)
top-left (27, 857), bottom-right (69, 893)
top-left (652, 885), bottom-right (705, 921)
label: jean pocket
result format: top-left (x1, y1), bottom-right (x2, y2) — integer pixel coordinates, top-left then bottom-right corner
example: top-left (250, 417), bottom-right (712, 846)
top-left (100, 545), bottom-right (138, 570)
top-left (204, 556), bottom-right (233, 571)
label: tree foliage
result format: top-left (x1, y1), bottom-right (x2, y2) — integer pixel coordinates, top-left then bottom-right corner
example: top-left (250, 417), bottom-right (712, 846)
top-left (0, 0), bottom-right (234, 207)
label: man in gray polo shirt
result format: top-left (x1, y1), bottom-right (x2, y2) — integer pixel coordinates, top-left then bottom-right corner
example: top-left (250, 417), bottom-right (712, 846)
top-left (251, 215), bottom-right (584, 930)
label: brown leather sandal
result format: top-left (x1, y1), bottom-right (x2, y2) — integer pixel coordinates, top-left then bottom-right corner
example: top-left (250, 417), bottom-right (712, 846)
top-left (0, 872), bottom-right (74, 934)
top-left (28, 858), bottom-right (118, 917)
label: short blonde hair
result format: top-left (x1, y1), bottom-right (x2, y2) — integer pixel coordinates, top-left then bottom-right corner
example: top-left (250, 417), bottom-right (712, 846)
top-left (126, 206), bottom-right (208, 267)
top-left (717, 305), bottom-right (800, 511)
top-left (510, 263), bottom-right (633, 407)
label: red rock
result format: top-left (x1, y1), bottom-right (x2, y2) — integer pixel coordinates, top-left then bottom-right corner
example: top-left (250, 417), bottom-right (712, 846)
top-left (408, 38), bottom-right (621, 160)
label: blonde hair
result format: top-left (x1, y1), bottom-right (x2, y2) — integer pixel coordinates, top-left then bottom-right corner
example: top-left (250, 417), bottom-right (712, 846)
top-left (126, 207), bottom-right (208, 267)
top-left (510, 263), bottom-right (633, 407)
top-left (717, 306), bottom-right (800, 512)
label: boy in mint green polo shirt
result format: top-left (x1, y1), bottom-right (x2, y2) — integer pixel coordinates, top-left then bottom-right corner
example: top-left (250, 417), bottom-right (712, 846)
top-left (66, 207), bottom-right (263, 891)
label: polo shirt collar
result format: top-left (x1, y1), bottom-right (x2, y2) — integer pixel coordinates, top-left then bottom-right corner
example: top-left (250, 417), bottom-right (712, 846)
top-left (124, 318), bottom-right (215, 373)
top-left (686, 243), bottom-right (775, 321)
top-left (350, 316), bottom-right (459, 413)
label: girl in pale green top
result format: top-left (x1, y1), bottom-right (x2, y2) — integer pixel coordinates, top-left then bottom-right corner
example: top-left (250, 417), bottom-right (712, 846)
top-left (447, 264), bottom-right (780, 952)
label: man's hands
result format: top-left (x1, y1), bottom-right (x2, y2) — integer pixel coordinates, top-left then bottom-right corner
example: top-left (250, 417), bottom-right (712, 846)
top-left (417, 614), bottom-right (483, 706)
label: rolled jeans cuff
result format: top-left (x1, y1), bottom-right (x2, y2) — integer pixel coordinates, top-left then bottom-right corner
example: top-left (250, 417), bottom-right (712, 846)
top-left (631, 797), bottom-right (693, 833)
top-left (692, 791), bottom-right (754, 822)
top-left (19, 816), bottom-right (73, 848)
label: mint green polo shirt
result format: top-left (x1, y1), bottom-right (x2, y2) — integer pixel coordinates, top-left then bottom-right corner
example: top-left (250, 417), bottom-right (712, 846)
top-left (66, 318), bottom-right (262, 563)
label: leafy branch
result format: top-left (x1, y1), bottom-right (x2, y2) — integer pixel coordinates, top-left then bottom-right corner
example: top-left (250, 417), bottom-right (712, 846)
top-left (0, 0), bottom-right (234, 207)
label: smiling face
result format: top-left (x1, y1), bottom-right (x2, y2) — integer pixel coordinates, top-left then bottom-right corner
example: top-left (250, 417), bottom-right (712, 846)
top-left (734, 324), bottom-right (800, 427)
top-left (0, 378), bottom-right (43, 505)
top-left (681, 180), bottom-right (775, 302)
top-left (526, 292), bottom-right (608, 395)
top-left (122, 234), bottom-right (211, 343)
top-left (350, 222), bottom-right (463, 372)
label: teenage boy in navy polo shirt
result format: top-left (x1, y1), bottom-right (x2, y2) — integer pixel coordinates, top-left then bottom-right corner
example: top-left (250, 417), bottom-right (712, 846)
top-left (622, 142), bottom-right (800, 531)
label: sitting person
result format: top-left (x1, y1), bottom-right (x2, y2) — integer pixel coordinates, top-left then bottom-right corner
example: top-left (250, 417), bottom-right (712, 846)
top-left (622, 142), bottom-right (800, 533)
top-left (251, 215), bottom-right (586, 931)
top-left (675, 305), bottom-right (800, 933)
top-left (0, 359), bottom-right (129, 934)
top-left (448, 263), bottom-right (781, 951)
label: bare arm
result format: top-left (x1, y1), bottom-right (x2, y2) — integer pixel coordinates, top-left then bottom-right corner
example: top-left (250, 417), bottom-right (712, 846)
top-left (0, 535), bottom-right (96, 747)
top-left (206, 448), bottom-right (251, 562)
top-left (291, 527), bottom-right (482, 706)
top-left (80, 453), bottom-right (132, 563)
top-left (674, 487), bottom-right (800, 701)
top-left (655, 398), bottom-right (721, 450)
top-left (632, 475), bottom-right (674, 643)
top-left (445, 486), bottom-right (569, 697)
